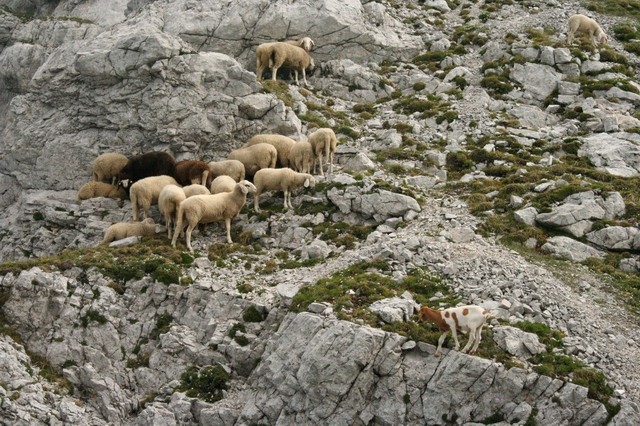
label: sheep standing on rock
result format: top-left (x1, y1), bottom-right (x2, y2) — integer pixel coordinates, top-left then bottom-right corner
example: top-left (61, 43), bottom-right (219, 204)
top-left (129, 175), bottom-right (179, 221)
top-left (118, 151), bottom-right (177, 189)
top-left (92, 153), bottom-right (128, 184)
top-left (158, 185), bottom-right (186, 239)
top-left (210, 175), bottom-right (237, 194)
top-left (289, 140), bottom-right (314, 174)
top-left (227, 143), bottom-right (277, 177)
top-left (567, 14), bottom-right (608, 46)
top-left (171, 181), bottom-right (257, 252)
top-left (101, 218), bottom-right (156, 245)
top-left (244, 134), bottom-right (296, 168)
top-left (256, 42), bottom-right (315, 86)
top-left (308, 128), bottom-right (338, 176)
top-left (176, 160), bottom-right (211, 187)
top-left (208, 159), bottom-right (246, 183)
top-left (253, 168), bottom-right (316, 213)
top-left (77, 181), bottom-right (127, 204)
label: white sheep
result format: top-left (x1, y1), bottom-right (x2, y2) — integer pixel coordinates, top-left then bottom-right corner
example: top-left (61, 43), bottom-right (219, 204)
top-left (227, 143), bottom-right (277, 177)
top-left (285, 36), bottom-right (315, 52)
top-left (158, 184), bottom-right (186, 239)
top-left (77, 181), bottom-right (127, 204)
top-left (418, 305), bottom-right (491, 357)
top-left (289, 140), bottom-right (314, 174)
top-left (171, 180), bottom-right (257, 252)
top-left (253, 168), bottom-right (316, 213)
top-left (183, 184), bottom-right (211, 197)
top-left (92, 153), bottom-right (128, 184)
top-left (129, 175), bottom-right (179, 221)
top-left (256, 42), bottom-right (315, 86)
top-left (567, 14), bottom-right (608, 46)
top-left (208, 159), bottom-right (246, 183)
top-left (308, 128), bottom-right (338, 176)
top-left (210, 175), bottom-right (237, 194)
top-left (244, 134), bottom-right (297, 168)
top-left (101, 218), bottom-right (156, 245)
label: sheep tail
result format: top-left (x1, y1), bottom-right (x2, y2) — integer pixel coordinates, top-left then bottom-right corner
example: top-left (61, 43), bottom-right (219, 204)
top-left (483, 310), bottom-right (495, 320)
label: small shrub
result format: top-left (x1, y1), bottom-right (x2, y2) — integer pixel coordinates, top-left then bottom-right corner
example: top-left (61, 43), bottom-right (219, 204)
top-left (151, 263), bottom-right (181, 285)
top-left (413, 82), bottom-right (426, 91)
top-left (178, 365), bottom-right (230, 403)
top-left (243, 306), bottom-right (265, 322)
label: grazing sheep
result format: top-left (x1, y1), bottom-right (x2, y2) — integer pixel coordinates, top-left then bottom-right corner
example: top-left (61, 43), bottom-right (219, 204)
top-left (256, 42), bottom-right (315, 86)
top-left (227, 143), bottom-right (277, 177)
top-left (158, 185), bottom-right (186, 239)
top-left (244, 134), bottom-right (296, 168)
top-left (210, 175), bottom-right (237, 194)
top-left (253, 168), bottom-right (316, 213)
top-left (101, 218), bottom-right (156, 245)
top-left (208, 159), bottom-right (246, 183)
top-left (171, 180), bottom-right (257, 252)
top-left (129, 175), bottom-right (179, 221)
top-left (118, 151), bottom-right (177, 189)
top-left (567, 14), bottom-right (608, 46)
top-left (418, 305), bottom-right (491, 356)
top-left (308, 128), bottom-right (338, 176)
top-left (176, 160), bottom-right (211, 187)
top-left (289, 140), bottom-right (314, 174)
top-left (77, 181), bottom-right (127, 204)
top-left (183, 184), bottom-right (210, 198)
top-left (92, 153), bottom-right (128, 184)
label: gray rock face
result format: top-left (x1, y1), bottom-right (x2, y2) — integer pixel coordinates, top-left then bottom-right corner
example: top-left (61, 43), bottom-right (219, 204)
top-left (327, 186), bottom-right (421, 223)
top-left (510, 63), bottom-right (563, 103)
top-left (238, 312), bottom-right (616, 425)
top-left (493, 325), bottom-right (546, 359)
top-left (578, 134), bottom-right (640, 177)
top-left (541, 236), bottom-right (604, 262)
top-left (136, 0), bottom-right (422, 67)
top-left (369, 293), bottom-right (416, 324)
top-left (535, 191), bottom-right (624, 231)
top-left (586, 226), bottom-right (639, 250)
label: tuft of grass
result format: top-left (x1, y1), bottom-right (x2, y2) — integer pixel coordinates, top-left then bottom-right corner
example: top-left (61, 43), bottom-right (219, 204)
top-left (243, 306), bottom-right (266, 322)
top-left (261, 80), bottom-right (293, 107)
top-left (177, 365), bottom-right (230, 403)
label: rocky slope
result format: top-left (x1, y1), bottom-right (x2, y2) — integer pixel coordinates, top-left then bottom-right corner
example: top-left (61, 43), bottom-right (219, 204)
top-left (2, 0), bottom-right (640, 424)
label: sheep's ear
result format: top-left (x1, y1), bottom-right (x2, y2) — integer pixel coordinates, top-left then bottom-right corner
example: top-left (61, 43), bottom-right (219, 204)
top-left (311, 40), bottom-right (315, 49)
top-left (304, 178), bottom-right (310, 188)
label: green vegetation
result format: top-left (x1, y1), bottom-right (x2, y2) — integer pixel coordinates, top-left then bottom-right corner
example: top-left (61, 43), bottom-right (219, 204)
top-left (178, 365), bottom-right (230, 403)
top-left (243, 306), bottom-right (266, 322)
top-left (393, 94), bottom-right (457, 124)
top-left (0, 236), bottom-right (193, 285)
top-left (261, 80), bottom-right (294, 107)
top-left (587, 0), bottom-right (640, 21)
top-left (80, 309), bottom-right (108, 327)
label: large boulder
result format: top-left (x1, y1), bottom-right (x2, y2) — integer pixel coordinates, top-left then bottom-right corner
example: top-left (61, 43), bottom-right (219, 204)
top-left (541, 236), bottom-right (604, 262)
top-left (510, 63), bottom-right (563, 103)
top-left (578, 134), bottom-right (640, 177)
top-left (492, 326), bottom-right (546, 360)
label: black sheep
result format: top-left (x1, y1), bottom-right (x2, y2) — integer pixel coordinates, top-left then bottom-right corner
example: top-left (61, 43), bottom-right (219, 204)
top-left (117, 151), bottom-right (177, 190)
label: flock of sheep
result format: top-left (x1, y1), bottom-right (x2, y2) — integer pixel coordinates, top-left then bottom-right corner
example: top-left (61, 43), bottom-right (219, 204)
top-left (78, 128), bottom-right (337, 252)
top-left (80, 13), bottom-right (611, 354)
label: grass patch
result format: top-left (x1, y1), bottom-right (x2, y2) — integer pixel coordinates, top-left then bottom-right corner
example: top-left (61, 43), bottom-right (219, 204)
top-left (261, 80), bottom-right (293, 107)
top-left (177, 365), bottom-right (230, 403)
top-left (0, 236), bottom-right (192, 285)
top-left (587, 0), bottom-right (640, 21)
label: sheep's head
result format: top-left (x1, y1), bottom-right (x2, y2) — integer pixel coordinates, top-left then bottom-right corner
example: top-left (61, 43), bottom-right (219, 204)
top-left (142, 218), bottom-right (155, 225)
top-left (118, 179), bottom-right (132, 190)
top-left (239, 180), bottom-right (257, 194)
top-left (298, 37), bottom-right (315, 52)
top-left (597, 33), bottom-right (608, 44)
top-left (303, 175), bottom-right (316, 188)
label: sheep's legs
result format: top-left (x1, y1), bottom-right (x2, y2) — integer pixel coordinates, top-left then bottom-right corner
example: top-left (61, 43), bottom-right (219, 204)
top-left (185, 224), bottom-right (195, 253)
top-left (293, 69), bottom-right (300, 86)
top-left (329, 153), bottom-right (334, 174)
top-left (225, 218), bottom-right (233, 243)
top-left (302, 68), bottom-right (309, 87)
top-left (286, 190), bottom-right (293, 209)
top-left (254, 192), bottom-right (261, 213)
top-left (283, 190), bottom-right (290, 210)
top-left (435, 332), bottom-right (448, 357)
top-left (165, 214), bottom-right (173, 239)
top-left (272, 67), bottom-right (279, 82)
top-left (317, 153), bottom-right (324, 176)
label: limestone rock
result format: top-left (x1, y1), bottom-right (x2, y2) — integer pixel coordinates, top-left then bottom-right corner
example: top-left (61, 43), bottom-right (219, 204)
top-left (578, 134), bottom-right (640, 177)
top-left (541, 236), bottom-right (604, 262)
top-left (492, 326), bottom-right (546, 359)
